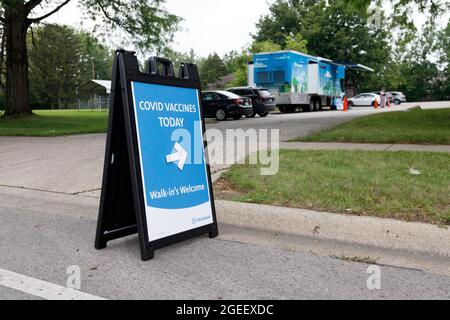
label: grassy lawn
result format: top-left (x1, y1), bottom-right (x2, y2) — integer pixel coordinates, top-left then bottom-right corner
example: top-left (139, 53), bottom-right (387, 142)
top-left (295, 108), bottom-right (450, 145)
top-left (0, 110), bottom-right (108, 137)
top-left (217, 150), bottom-right (450, 225)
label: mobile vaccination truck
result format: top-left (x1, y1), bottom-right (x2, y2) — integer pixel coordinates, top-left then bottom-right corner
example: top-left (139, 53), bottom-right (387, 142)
top-left (248, 50), bottom-right (373, 112)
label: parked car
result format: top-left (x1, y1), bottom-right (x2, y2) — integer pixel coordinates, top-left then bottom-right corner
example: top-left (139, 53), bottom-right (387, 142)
top-left (201, 90), bottom-right (253, 121)
top-left (348, 93), bottom-right (381, 107)
top-left (226, 86), bottom-right (276, 118)
top-left (389, 92), bottom-right (407, 105)
top-left (374, 92), bottom-right (395, 105)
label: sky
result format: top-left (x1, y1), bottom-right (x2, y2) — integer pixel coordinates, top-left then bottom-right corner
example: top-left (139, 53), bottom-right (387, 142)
top-left (43, 0), bottom-right (274, 57)
top-left (40, 0), bottom-right (448, 59)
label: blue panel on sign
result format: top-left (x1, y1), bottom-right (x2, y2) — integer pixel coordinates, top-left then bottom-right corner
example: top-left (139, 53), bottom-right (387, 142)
top-left (131, 82), bottom-right (213, 241)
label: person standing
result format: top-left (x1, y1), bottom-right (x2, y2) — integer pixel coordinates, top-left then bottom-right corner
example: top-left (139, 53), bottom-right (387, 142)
top-left (380, 88), bottom-right (387, 108)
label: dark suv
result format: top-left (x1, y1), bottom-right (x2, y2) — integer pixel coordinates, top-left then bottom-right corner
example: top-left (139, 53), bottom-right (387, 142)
top-left (226, 87), bottom-right (275, 118)
top-left (201, 90), bottom-right (253, 121)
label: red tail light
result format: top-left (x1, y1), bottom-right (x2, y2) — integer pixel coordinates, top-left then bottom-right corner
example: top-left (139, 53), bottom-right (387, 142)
top-left (234, 99), bottom-right (243, 105)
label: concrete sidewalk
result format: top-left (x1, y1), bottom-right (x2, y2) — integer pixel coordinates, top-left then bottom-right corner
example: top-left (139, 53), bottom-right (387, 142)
top-left (280, 142), bottom-right (450, 153)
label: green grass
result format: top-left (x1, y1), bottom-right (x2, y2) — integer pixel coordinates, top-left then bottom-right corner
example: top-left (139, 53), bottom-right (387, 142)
top-left (295, 108), bottom-right (450, 145)
top-left (219, 150), bottom-right (450, 225)
top-left (0, 110), bottom-right (108, 137)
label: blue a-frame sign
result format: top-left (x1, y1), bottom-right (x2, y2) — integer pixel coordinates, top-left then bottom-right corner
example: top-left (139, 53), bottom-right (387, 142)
top-left (95, 50), bottom-right (219, 261)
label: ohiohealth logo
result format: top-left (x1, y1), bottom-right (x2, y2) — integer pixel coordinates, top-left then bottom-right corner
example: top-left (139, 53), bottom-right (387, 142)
top-left (192, 215), bottom-right (212, 225)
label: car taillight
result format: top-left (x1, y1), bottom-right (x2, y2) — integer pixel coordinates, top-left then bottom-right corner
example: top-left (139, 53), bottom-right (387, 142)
top-left (234, 99), bottom-right (245, 105)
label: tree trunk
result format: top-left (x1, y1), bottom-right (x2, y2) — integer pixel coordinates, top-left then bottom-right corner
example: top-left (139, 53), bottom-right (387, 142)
top-left (4, 4), bottom-right (32, 117)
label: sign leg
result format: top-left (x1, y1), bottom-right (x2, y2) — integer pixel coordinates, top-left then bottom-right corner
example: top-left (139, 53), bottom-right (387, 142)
top-left (95, 237), bottom-right (108, 250)
top-left (209, 227), bottom-right (219, 239)
top-left (141, 245), bottom-right (155, 261)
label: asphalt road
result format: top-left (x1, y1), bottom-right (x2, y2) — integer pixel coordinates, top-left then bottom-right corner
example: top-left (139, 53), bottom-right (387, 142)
top-left (1, 102), bottom-right (450, 300)
top-left (0, 186), bottom-right (449, 300)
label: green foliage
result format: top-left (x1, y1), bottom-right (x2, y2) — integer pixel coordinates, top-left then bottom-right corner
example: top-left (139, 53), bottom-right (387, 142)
top-left (0, 0), bottom-right (181, 116)
top-left (223, 50), bottom-right (251, 87)
top-left (28, 24), bottom-right (83, 109)
top-left (250, 40), bottom-right (282, 53)
top-left (345, 0), bottom-right (447, 16)
top-left (254, 0), bottom-right (449, 101)
top-left (284, 34), bottom-right (308, 53)
top-left (28, 24), bottom-right (113, 109)
top-left (163, 48), bottom-right (199, 73)
top-left (253, 0), bottom-right (390, 95)
top-left (438, 22), bottom-right (450, 99)
top-left (198, 53), bottom-right (228, 88)
top-left (255, 0), bottom-right (389, 70)
top-left (78, 31), bottom-right (114, 81)
top-left (361, 17), bottom-right (449, 100)
top-left (79, 0), bottom-right (181, 53)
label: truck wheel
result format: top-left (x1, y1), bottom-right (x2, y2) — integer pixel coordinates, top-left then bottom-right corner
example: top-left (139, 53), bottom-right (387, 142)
top-left (314, 99), bottom-right (320, 112)
top-left (317, 100), bottom-right (323, 111)
top-left (287, 106), bottom-right (297, 113)
top-left (215, 109), bottom-right (227, 121)
top-left (306, 100), bottom-right (314, 112)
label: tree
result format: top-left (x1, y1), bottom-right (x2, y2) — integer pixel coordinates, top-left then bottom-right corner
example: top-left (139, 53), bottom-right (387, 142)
top-left (254, 0), bottom-right (391, 94)
top-left (439, 22), bottom-right (450, 99)
top-left (198, 53), bottom-right (228, 87)
top-left (250, 40), bottom-right (282, 54)
top-left (284, 34), bottom-right (308, 53)
top-left (224, 50), bottom-right (251, 87)
top-left (0, 0), bottom-right (180, 117)
top-left (163, 48), bottom-right (198, 73)
top-left (345, 0), bottom-right (447, 14)
top-left (28, 24), bottom-right (113, 109)
top-left (389, 18), bottom-right (448, 101)
top-left (255, 0), bottom-right (390, 66)
top-left (29, 24), bottom-right (82, 109)
top-left (78, 29), bottom-right (114, 82)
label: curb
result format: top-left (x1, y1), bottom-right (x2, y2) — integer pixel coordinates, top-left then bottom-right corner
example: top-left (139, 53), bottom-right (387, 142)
top-left (215, 200), bottom-right (450, 257)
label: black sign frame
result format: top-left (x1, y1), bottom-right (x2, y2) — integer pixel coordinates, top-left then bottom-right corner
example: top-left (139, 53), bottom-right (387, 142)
top-left (95, 50), bottom-right (219, 261)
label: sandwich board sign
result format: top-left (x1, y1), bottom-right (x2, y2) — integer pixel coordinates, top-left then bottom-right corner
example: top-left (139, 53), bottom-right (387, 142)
top-left (95, 50), bottom-right (219, 261)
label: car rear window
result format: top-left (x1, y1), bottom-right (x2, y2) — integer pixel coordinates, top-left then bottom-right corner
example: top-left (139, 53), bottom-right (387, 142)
top-left (216, 90), bottom-right (240, 99)
top-left (258, 90), bottom-right (272, 98)
top-left (202, 92), bottom-right (217, 101)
